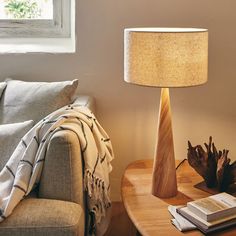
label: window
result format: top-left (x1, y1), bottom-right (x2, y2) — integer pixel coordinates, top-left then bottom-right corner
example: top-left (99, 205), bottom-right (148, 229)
top-left (0, 0), bottom-right (75, 53)
top-left (0, 0), bottom-right (54, 20)
top-left (0, 0), bottom-right (71, 38)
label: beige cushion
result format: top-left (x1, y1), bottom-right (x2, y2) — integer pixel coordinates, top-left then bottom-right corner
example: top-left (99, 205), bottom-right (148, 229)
top-left (0, 198), bottom-right (84, 236)
top-left (73, 95), bottom-right (96, 113)
top-left (0, 120), bottom-right (34, 171)
top-left (0, 79), bottom-right (78, 124)
top-left (0, 82), bottom-right (6, 98)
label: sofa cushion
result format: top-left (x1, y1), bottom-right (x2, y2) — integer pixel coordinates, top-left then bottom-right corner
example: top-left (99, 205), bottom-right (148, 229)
top-left (0, 82), bottom-right (6, 98)
top-left (73, 95), bottom-right (96, 113)
top-left (0, 79), bottom-right (78, 124)
top-left (0, 120), bottom-right (34, 171)
top-left (0, 198), bottom-right (84, 236)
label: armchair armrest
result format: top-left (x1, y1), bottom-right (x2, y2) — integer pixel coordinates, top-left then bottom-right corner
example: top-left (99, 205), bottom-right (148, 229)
top-left (38, 129), bottom-right (84, 208)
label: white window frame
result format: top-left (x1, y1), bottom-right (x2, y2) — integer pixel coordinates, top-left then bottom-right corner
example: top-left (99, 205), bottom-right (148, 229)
top-left (0, 0), bottom-right (71, 38)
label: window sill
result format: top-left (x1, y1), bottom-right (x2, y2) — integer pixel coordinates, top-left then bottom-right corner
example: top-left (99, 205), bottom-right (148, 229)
top-left (0, 37), bottom-right (76, 54)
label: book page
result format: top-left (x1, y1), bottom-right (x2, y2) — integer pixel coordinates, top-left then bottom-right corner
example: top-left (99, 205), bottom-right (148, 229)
top-left (189, 192), bottom-right (236, 215)
top-left (180, 206), bottom-right (236, 227)
top-left (211, 192), bottom-right (236, 208)
top-left (192, 198), bottom-right (228, 214)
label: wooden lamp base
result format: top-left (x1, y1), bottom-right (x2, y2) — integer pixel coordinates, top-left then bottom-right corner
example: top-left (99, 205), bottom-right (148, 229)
top-left (151, 88), bottom-right (177, 198)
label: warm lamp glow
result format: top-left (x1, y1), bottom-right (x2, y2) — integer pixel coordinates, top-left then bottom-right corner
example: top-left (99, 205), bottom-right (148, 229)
top-left (124, 27), bottom-right (208, 198)
top-left (124, 28), bottom-right (208, 87)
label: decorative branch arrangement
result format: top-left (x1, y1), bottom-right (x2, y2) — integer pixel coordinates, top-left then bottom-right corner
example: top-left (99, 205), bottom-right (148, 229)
top-left (187, 137), bottom-right (236, 192)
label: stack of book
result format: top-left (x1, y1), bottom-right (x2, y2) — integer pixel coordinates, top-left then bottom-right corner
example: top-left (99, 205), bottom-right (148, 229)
top-left (177, 192), bottom-right (236, 234)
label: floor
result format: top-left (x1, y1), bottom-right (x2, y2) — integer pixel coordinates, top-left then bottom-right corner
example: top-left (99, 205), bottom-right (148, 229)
top-left (104, 202), bottom-right (137, 236)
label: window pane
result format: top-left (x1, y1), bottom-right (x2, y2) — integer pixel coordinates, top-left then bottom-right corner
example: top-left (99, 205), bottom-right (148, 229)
top-left (0, 0), bottom-right (53, 19)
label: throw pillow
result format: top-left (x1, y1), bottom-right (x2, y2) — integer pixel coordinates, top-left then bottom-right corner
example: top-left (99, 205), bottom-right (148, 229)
top-left (0, 120), bottom-right (34, 171)
top-left (0, 79), bottom-right (78, 124)
top-left (0, 82), bottom-right (6, 98)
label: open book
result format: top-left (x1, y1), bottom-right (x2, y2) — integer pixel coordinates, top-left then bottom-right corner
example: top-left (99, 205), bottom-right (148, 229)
top-left (168, 193), bottom-right (236, 234)
top-left (187, 192), bottom-right (236, 221)
top-left (177, 206), bottom-right (236, 234)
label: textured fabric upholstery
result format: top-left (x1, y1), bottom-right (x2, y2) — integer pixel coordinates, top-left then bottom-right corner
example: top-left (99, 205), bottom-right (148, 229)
top-left (73, 95), bottom-right (96, 114)
top-left (0, 120), bottom-right (34, 170)
top-left (0, 82), bottom-right (6, 98)
top-left (0, 198), bottom-right (84, 236)
top-left (0, 94), bottom-right (95, 236)
top-left (39, 129), bottom-right (84, 207)
top-left (0, 79), bottom-right (78, 124)
top-left (38, 95), bottom-right (95, 207)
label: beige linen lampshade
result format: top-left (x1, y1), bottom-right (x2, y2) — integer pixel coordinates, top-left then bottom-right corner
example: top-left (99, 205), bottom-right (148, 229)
top-left (124, 28), bottom-right (208, 87)
top-left (124, 27), bottom-right (208, 198)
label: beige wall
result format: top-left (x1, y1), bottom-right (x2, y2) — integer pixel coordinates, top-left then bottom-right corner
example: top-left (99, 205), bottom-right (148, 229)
top-left (1, 0), bottom-right (236, 200)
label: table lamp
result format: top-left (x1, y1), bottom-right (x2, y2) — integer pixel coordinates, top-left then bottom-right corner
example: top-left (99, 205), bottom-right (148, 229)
top-left (124, 28), bottom-right (208, 198)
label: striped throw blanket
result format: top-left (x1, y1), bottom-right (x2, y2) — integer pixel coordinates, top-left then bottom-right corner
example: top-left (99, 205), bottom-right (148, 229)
top-left (0, 103), bottom-right (114, 234)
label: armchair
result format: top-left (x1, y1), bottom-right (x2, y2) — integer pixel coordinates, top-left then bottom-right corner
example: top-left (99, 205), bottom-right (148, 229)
top-left (0, 79), bottom-right (97, 236)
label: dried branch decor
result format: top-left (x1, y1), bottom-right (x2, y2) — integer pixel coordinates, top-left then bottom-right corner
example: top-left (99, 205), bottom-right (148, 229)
top-left (187, 137), bottom-right (236, 192)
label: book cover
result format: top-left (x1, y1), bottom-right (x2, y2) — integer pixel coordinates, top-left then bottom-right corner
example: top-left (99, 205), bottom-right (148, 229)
top-left (177, 206), bottom-right (236, 234)
top-left (187, 192), bottom-right (236, 221)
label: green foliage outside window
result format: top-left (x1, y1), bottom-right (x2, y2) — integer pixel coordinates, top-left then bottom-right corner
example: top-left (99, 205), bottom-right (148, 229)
top-left (4, 0), bottom-right (41, 19)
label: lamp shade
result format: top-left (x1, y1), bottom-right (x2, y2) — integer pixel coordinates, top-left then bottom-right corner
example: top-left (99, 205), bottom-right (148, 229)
top-left (124, 28), bottom-right (208, 87)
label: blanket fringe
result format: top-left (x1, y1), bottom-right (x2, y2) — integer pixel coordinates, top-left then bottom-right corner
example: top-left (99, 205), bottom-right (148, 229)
top-left (84, 169), bottom-right (111, 224)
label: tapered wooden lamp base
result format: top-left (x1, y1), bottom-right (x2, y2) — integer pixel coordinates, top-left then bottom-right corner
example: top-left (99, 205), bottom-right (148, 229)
top-left (151, 88), bottom-right (177, 198)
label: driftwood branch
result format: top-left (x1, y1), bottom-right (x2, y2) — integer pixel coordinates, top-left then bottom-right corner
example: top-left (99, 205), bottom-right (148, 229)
top-left (187, 137), bottom-right (236, 192)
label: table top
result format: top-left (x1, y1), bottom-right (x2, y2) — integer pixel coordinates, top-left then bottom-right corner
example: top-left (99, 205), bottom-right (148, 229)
top-left (121, 159), bottom-right (236, 236)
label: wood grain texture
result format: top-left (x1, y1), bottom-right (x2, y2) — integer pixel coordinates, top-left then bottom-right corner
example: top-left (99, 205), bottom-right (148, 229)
top-left (122, 159), bottom-right (236, 236)
top-left (152, 88), bottom-right (177, 198)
